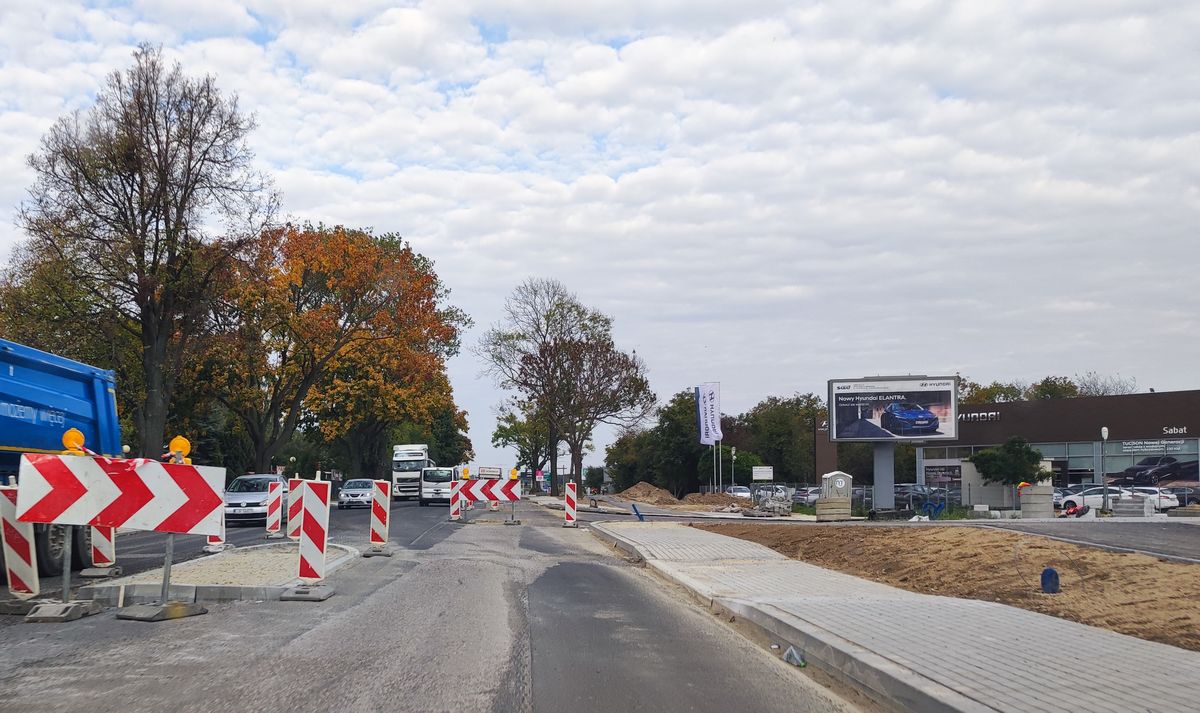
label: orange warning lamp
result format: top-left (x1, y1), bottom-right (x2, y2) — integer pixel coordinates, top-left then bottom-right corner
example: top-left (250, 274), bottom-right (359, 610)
top-left (461, 468), bottom-right (470, 480)
top-left (168, 435), bottom-right (192, 464)
top-left (510, 468), bottom-right (519, 480)
top-left (62, 428), bottom-right (86, 455)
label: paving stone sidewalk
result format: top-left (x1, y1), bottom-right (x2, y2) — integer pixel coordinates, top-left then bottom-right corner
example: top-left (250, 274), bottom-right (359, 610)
top-left (593, 521), bottom-right (1200, 713)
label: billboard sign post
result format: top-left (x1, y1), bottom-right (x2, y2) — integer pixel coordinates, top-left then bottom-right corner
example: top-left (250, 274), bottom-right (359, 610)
top-left (828, 376), bottom-right (959, 442)
top-left (752, 466), bottom-right (774, 482)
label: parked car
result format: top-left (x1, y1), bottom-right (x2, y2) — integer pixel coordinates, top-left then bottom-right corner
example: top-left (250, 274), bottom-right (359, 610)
top-left (337, 478), bottom-right (376, 509)
top-left (754, 484), bottom-right (790, 500)
top-left (725, 485), bottom-right (752, 499)
top-left (1060, 487), bottom-right (1133, 510)
top-left (1121, 456), bottom-right (1182, 485)
top-left (880, 402), bottom-right (940, 435)
top-left (793, 487), bottom-right (822, 505)
top-left (1163, 486), bottom-right (1200, 506)
top-left (1131, 487), bottom-right (1180, 511)
top-left (224, 474), bottom-right (289, 524)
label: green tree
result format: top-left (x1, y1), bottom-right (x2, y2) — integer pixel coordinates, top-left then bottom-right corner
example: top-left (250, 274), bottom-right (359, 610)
top-left (19, 45), bottom-right (275, 457)
top-left (967, 437), bottom-right (1049, 485)
top-left (492, 402), bottom-right (558, 475)
top-left (707, 445), bottom-right (764, 486)
top-left (647, 391), bottom-right (708, 497)
top-left (584, 466), bottom-right (605, 491)
top-left (605, 428), bottom-right (654, 492)
top-left (959, 377), bottom-right (1026, 405)
top-left (738, 393), bottom-right (824, 482)
top-left (1024, 376), bottom-right (1080, 400)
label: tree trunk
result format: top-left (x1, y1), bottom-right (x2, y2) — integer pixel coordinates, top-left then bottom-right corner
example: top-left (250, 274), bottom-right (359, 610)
top-left (138, 321), bottom-right (171, 459)
top-left (548, 422), bottom-right (560, 496)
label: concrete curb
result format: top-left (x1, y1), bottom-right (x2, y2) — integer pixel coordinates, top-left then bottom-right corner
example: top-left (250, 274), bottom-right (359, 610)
top-left (590, 523), bottom-right (993, 713)
top-left (79, 543), bottom-right (359, 606)
top-left (587, 521), bottom-right (644, 561)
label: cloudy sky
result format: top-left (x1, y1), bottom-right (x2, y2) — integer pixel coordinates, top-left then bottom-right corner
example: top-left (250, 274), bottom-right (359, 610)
top-left (2, 1), bottom-right (1198, 471)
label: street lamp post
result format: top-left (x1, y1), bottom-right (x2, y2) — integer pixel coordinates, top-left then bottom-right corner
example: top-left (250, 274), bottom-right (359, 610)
top-left (1101, 427), bottom-right (1109, 512)
top-left (732, 447), bottom-right (737, 489)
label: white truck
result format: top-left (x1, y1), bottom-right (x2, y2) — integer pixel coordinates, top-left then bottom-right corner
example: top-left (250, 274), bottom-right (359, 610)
top-left (391, 444), bottom-right (434, 499)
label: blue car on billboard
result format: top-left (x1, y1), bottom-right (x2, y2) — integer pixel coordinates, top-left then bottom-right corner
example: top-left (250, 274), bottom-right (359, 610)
top-left (880, 402), bottom-right (940, 435)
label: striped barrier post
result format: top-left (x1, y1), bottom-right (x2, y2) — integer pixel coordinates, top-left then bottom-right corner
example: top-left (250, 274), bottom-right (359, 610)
top-left (265, 481), bottom-right (283, 538)
top-left (363, 480), bottom-right (392, 557)
top-left (0, 486), bottom-right (39, 599)
top-left (564, 481), bottom-right (578, 528)
top-left (81, 525), bottom-right (121, 577)
top-left (449, 480), bottom-right (462, 521)
top-left (91, 526), bottom-right (116, 567)
top-left (203, 514), bottom-right (226, 553)
top-left (287, 478), bottom-right (304, 540)
top-left (489, 497), bottom-right (500, 512)
top-left (298, 480), bottom-right (330, 583)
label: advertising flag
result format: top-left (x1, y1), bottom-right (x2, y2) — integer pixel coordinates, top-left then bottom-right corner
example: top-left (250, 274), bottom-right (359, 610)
top-left (694, 382), bottom-right (723, 445)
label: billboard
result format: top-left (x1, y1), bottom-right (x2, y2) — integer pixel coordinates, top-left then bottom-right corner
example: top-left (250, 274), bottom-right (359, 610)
top-left (828, 377), bottom-right (958, 441)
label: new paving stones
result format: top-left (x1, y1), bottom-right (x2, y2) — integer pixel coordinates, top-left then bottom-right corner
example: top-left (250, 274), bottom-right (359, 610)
top-left (592, 521), bottom-right (1200, 713)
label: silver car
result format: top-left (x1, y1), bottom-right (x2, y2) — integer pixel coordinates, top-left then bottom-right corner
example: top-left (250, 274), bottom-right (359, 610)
top-left (224, 474), bottom-right (288, 524)
top-left (338, 479), bottom-right (376, 509)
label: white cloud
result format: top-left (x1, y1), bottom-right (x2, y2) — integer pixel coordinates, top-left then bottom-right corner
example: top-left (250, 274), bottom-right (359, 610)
top-left (1, 1), bottom-right (1198, 471)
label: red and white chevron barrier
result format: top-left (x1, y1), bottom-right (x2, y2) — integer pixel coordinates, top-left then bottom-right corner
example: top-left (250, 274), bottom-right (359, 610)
top-left (449, 480), bottom-right (461, 521)
top-left (204, 516), bottom-right (226, 553)
top-left (1, 487), bottom-right (39, 599)
top-left (298, 480), bottom-right (330, 583)
top-left (457, 478), bottom-right (521, 503)
top-left (564, 481), bottom-right (578, 528)
top-left (368, 480), bottom-right (390, 550)
top-left (16, 454), bottom-right (223, 536)
top-left (287, 478), bottom-right (304, 540)
top-left (90, 526), bottom-right (116, 567)
top-left (265, 481), bottom-right (283, 537)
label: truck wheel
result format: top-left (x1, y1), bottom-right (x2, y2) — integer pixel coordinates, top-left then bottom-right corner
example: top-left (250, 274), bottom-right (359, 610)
top-left (35, 524), bottom-right (67, 576)
top-left (72, 526), bottom-right (92, 570)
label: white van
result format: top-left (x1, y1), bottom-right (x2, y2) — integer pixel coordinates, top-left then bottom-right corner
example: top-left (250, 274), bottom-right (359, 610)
top-left (417, 466), bottom-right (457, 506)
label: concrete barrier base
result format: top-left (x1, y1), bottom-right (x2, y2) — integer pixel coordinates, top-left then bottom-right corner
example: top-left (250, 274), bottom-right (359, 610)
top-left (25, 600), bottom-right (104, 623)
top-left (280, 584), bottom-right (334, 602)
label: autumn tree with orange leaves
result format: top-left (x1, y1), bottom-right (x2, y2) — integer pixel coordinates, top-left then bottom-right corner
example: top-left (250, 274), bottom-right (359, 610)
top-left (205, 224), bottom-right (466, 473)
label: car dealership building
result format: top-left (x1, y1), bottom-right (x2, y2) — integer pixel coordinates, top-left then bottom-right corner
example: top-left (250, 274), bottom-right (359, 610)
top-left (818, 388), bottom-right (1200, 490)
top-left (918, 389), bottom-right (1200, 488)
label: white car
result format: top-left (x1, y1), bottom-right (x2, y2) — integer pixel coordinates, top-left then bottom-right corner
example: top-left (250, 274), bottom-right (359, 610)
top-left (1132, 487), bottom-right (1180, 511)
top-left (725, 486), bottom-right (752, 499)
top-left (1060, 487), bottom-right (1133, 510)
top-left (793, 487), bottom-right (822, 505)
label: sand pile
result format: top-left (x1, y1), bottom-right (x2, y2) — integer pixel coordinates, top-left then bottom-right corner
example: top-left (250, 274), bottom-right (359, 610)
top-left (618, 482), bottom-right (681, 505)
top-left (682, 492), bottom-right (744, 507)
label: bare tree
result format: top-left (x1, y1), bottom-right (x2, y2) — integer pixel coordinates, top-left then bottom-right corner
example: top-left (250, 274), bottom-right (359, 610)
top-left (556, 337), bottom-right (655, 484)
top-left (19, 44), bottom-right (275, 456)
top-left (1075, 371), bottom-right (1138, 397)
top-left (476, 278), bottom-right (608, 494)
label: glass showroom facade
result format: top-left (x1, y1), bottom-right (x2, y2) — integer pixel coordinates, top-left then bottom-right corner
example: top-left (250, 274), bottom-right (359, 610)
top-left (914, 390), bottom-right (1200, 488)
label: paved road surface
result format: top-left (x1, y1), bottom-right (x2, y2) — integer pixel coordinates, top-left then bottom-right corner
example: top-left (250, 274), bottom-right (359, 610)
top-left (0, 502), bottom-right (850, 713)
top-left (982, 520), bottom-right (1200, 561)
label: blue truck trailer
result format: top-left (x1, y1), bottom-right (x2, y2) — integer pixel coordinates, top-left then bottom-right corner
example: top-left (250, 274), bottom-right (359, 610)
top-left (1, 338), bottom-right (124, 575)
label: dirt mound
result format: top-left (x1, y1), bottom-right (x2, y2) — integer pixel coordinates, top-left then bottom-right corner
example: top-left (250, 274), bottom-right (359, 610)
top-left (694, 523), bottom-right (1200, 652)
top-left (682, 492), bottom-right (744, 507)
top-left (618, 482), bottom-right (681, 505)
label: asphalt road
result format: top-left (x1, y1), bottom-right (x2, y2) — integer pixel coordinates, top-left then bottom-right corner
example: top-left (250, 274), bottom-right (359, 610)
top-left (981, 520), bottom-right (1200, 562)
top-left (0, 501), bottom-right (853, 713)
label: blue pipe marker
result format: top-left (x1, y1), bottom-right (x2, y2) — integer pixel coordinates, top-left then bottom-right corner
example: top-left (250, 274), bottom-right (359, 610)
top-left (631, 504), bottom-right (645, 522)
top-left (1041, 567), bottom-right (1061, 594)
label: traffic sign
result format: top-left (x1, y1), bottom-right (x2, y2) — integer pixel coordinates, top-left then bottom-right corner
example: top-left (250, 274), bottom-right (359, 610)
top-left (457, 479), bottom-right (521, 503)
top-left (16, 454), bottom-right (224, 536)
top-left (477, 466), bottom-right (502, 479)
